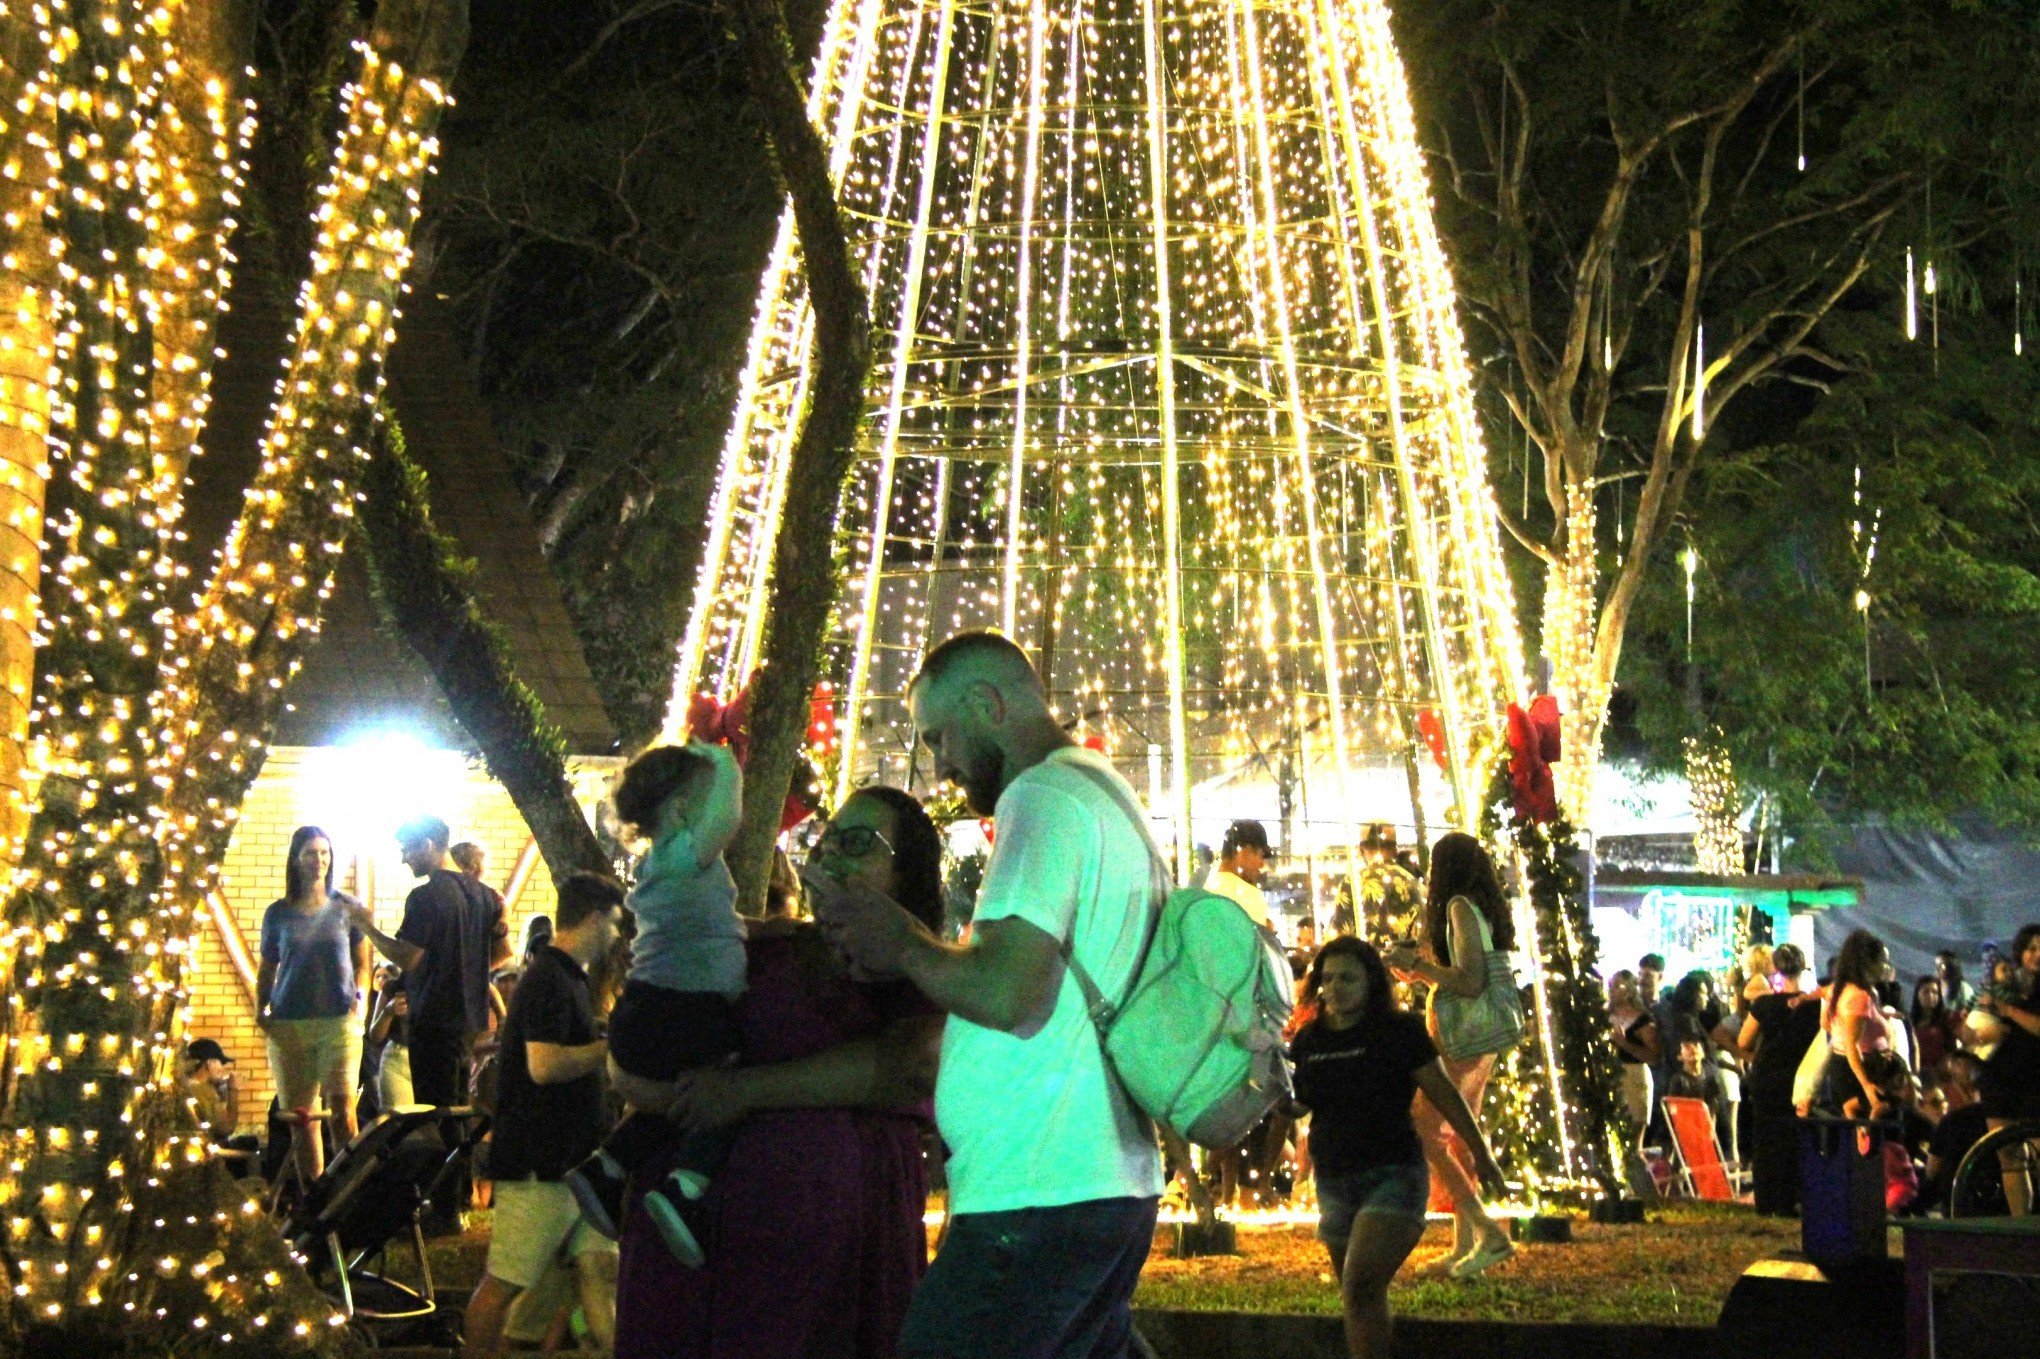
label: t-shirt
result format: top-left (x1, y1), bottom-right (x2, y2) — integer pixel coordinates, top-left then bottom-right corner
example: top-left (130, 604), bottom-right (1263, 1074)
top-left (626, 826), bottom-right (745, 997)
top-left (1290, 1011), bottom-right (1435, 1176)
top-left (1825, 983), bottom-right (1891, 1056)
top-left (488, 945), bottom-right (604, 1181)
top-left (935, 746), bottom-right (1166, 1214)
top-left (397, 869), bottom-right (506, 1035)
top-left (260, 893), bottom-right (366, 1020)
top-left (1203, 869), bottom-right (1271, 929)
top-left (1746, 991), bottom-right (1824, 1102)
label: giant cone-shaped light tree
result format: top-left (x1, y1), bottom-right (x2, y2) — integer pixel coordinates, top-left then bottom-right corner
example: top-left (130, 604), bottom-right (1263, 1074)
top-left (0, 0), bottom-right (464, 1347)
top-left (671, 0), bottom-right (1529, 896)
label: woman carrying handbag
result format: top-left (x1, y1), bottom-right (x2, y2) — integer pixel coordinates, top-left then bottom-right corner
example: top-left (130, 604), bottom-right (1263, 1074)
top-left (1386, 833), bottom-right (1523, 1279)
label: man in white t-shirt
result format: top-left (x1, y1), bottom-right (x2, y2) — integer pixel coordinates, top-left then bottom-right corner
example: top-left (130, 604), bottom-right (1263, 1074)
top-left (825, 630), bottom-right (1163, 1359)
top-left (1203, 819), bottom-right (1272, 930)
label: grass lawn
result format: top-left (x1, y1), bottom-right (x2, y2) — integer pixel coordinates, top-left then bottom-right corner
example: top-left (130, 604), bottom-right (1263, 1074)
top-left (1136, 1202), bottom-right (1798, 1325)
top-left (411, 1201), bottom-right (1793, 1328)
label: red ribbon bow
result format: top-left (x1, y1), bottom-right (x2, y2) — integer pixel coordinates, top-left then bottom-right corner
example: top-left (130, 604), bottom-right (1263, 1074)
top-left (1505, 695), bottom-right (1563, 824)
top-left (685, 674), bottom-right (832, 832)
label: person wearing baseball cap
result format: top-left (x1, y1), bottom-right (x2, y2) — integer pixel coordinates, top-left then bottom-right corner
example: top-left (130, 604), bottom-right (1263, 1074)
top-left (184, 1038), bottom-right (240, 1143)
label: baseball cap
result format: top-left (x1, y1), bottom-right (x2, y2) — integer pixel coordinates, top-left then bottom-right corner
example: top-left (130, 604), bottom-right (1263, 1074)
top-left (185, 1038), bottom-right (230, 1066)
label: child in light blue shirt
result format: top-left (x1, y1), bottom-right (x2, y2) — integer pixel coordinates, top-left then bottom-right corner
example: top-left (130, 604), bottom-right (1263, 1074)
top-left (565, 741), bottom-right (745, 1267)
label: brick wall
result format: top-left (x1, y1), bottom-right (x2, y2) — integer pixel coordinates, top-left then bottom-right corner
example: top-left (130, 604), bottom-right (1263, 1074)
top-left (187, 744), bottom-right (619, 1133)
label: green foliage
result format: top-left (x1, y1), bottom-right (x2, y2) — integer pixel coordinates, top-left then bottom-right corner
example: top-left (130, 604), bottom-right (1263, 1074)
top-left (1622, 301), bottom-right (2040, 846)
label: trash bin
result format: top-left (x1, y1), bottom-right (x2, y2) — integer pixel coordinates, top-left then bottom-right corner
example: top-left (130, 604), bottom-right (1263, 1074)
top-left (1799, 1116), bottom-right (1888, 1268)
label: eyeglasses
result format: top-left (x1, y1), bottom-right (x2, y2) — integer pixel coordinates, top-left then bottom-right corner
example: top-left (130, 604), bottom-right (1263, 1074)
top-left (812, 824), bottom-right (895, 859)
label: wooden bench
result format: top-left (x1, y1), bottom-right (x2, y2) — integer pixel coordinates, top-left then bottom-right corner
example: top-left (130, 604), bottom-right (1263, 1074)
top-left (1900, 1216), bottom-right (2040, 1358)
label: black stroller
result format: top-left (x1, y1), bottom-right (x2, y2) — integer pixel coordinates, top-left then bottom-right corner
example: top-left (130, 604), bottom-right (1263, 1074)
top-left (280, 1106), bottom-right (489, 1345)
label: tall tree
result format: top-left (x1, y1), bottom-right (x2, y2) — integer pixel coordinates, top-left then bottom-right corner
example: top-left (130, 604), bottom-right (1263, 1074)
top-left (1621, 302), bottom-right (2040, 851)
top-left (1393, 0), bottom-right (2040, 821)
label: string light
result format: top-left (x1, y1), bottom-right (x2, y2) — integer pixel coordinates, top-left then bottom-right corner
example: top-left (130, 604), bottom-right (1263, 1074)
top-left (664, 0), bottom-right (1529, 868)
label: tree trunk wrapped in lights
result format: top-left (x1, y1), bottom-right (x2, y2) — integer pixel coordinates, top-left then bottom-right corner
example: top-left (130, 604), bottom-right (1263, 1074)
top-left (0, 11), bottom-right (59, 873)
top-left (0, 0), bottom-right (467, 1347)
top-left (159, 0), bottom-right (469, 913)
top-left (1684, 733), bottom-right (1743, 876)
top-left (670, 0), bottom-right (1527, 917)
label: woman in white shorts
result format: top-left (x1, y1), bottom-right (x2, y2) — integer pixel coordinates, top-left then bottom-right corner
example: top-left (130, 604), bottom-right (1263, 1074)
top-left (258, 825), bottom-right (370, 1181)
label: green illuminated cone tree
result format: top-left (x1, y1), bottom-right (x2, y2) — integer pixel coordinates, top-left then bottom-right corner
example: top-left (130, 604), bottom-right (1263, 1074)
top-left (671, 0), bottom-right (1527, 893)
top-left (670, 0), bottom-right (1638, 1195)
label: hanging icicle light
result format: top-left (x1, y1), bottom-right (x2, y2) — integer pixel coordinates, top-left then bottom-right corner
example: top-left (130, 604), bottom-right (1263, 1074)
top-left (1690, 320), bottom-right (1706, 439)
top-left (1795, 47), bottom-right (1807, 173)
top-left (2016, 276), bottom-right (2024, 358)
top-left (1905, 247), bottom-right (1918, 341)
top-left (1682, 542), bottom-right (1699, 661)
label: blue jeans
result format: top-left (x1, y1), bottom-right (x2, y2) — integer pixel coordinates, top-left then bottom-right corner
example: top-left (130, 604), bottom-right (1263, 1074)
top-left (898, 1196), bottom-right (1159, 1359)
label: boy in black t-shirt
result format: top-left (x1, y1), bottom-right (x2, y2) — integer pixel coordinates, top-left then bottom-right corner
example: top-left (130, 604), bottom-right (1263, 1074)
top-left (464, 873), bottom-right (626, 1358)
top-left (1289, 937), bottom-right (1509, 1358)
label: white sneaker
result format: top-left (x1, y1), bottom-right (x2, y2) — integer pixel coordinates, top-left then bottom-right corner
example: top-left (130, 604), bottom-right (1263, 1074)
top-left (1447, 1235), bottom-right (1516, 1280)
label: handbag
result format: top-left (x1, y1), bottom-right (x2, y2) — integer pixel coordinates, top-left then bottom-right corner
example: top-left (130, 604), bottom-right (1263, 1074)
top-left (1791, 1015), bottom-right (1834, 1113)
top-left (1430, 906), bottom-right (1524, 1062)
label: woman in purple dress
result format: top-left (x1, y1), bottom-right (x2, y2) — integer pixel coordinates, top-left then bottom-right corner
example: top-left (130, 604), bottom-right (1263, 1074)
top-left (613, 786), bottom-right (945, 1359)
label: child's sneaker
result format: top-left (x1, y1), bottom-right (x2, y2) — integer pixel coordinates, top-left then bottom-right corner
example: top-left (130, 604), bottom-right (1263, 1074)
top-left (564, 1150), bottom-right (629, 1239)
top-left (643, 1168), bottom-right (711, 1268)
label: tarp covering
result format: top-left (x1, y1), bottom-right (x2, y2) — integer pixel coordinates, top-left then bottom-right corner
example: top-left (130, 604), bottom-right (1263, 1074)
top-left (1817, 819), bottom-right (2040, 984)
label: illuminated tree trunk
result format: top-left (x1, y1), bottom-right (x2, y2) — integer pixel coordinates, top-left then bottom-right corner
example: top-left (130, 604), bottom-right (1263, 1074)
top-left (1685, 734), bottom-right (1743, 876)
top-left (0, 0), bottom-right (467, 1346)
top-left (1543, 481), bottom-right (1606, 826)
top-left (160, 0), bottom-right (467, 898)
top-left (1, 0), bottom-right (230, 1324)
top-left (712, 0), bottom-right (872, 911)
top-left (0, 14), bottom-right (56, 872)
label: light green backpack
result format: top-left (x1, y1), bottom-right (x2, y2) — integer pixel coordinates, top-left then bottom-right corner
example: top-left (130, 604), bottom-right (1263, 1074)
top-left (1061, 765), bottom-right (1296, 1149)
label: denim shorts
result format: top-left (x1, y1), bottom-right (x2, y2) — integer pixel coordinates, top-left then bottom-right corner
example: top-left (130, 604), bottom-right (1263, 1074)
top-left (898, 1196), bottom-right (1159, 1359)
top-left (1315, 1163), bottom-right (1430, 1247)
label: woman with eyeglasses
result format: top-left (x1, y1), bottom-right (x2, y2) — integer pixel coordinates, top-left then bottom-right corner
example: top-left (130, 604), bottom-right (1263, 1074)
top-left (613, 786), bottom-right (947, 1359)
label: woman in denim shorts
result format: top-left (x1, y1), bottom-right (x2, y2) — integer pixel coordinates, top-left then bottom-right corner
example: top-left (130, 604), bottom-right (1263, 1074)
top-left (1290, 937), bottom-right (1509, 1358)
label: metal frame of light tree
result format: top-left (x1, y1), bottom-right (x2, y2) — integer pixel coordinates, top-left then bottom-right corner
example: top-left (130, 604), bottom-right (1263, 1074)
top-left (665, 0), bottom-right (1528, 900)
top-left (0, 0), bottom-right (460, 1339)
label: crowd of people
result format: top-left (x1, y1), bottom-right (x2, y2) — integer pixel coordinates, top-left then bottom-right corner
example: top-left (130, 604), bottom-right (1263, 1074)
top-left (1605, 926), bottom-right (2040, 1220)
top-left (176, 628), bottom-right (2040, 1359)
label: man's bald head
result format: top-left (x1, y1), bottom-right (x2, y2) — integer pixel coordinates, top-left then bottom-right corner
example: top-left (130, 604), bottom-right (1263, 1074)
top-left (911, 630), bottom-right (1046, 703)
top-left (909, 631), bottom-right (1061, 814)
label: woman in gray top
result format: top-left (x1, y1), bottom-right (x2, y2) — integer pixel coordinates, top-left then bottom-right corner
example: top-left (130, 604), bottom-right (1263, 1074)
top-left (258, 825), bottom-right (370, 1181)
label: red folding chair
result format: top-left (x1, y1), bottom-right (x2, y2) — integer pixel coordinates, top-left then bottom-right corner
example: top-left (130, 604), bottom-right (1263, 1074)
top-left (1662, 1096), bottom-right (1748, 1201)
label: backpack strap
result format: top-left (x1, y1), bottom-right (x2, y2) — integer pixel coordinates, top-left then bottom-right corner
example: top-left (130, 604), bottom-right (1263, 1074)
top-left (1052, 755), bottom-right (1170, 1032)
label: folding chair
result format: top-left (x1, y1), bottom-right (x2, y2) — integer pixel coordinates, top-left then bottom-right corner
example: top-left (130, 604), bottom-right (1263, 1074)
top-left (1662, 1095), bottom-right (1749, 1201)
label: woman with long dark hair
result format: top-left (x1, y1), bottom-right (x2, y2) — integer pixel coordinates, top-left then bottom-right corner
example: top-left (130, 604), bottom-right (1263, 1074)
top-left (1911, 976), bottom-right (1960, 1077)
top-left (614, 785), bottom-right (947, 1359)
top-left (1821, 929), bottom-right (1896, 1118)
top-left (1384, 832), bottom-right (1516, 1278)
top-left (257, 825), bottom-right (370, 1181)
top-left (1292, 936), bottom-right (1506, 1358)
